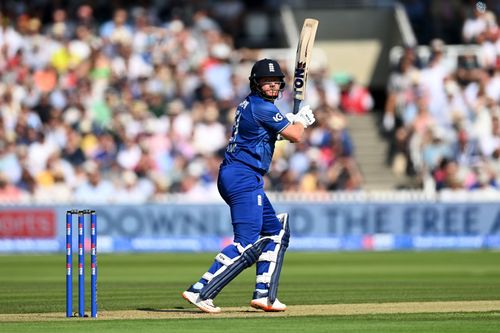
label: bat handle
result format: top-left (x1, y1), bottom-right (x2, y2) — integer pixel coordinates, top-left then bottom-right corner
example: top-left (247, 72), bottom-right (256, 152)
top-left (293, 99), bottom-right (301, 114)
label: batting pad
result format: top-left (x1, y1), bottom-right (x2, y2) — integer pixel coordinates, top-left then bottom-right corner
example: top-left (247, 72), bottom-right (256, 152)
top-left (255, 213), bottom-right (290, 303)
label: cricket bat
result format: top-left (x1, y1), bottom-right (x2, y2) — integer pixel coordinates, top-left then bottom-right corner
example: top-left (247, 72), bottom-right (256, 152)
top-left (293, 18), bottom-right (319, 114)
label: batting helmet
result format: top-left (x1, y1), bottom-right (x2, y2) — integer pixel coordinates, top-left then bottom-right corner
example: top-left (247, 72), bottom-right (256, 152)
top-left (249, 59), bottom-right (285, 80)
top-left (249, 59), bottom-right (286, 97)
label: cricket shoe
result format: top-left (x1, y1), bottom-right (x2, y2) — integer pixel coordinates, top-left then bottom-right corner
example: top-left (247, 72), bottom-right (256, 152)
top-left (182, 287), bottom-right (221, 313)
top-left (250, 297), bottom-right (287, 312)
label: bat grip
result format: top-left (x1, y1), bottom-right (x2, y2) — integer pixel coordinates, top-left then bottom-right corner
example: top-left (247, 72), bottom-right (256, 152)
top-left (293, 99), bottom-right (301, 114)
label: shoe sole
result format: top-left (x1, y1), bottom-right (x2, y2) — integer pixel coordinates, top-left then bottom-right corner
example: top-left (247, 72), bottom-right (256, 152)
top-left (250, 300), bottom-right (286, 312)
top-left (182, 292), bottom-right (221, 313)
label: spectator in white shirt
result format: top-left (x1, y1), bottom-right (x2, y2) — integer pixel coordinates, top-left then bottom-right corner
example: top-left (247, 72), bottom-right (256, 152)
top-left (74, 161), bottom-right (114, 203)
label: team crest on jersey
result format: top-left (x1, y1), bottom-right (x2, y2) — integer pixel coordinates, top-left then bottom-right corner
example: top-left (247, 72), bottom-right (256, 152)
top-left (273, 113), bottom-right (283, 122)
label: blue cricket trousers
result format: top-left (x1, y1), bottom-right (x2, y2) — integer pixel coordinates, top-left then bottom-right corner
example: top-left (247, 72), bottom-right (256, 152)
top-left (217, 163), bottom-right (282, 247)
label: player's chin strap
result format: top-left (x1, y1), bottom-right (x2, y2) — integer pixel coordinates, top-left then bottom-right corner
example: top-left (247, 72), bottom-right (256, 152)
top-left (199, 237), bottom-right (272, 300)
top-left (256, 213), bottom-right (290, 304)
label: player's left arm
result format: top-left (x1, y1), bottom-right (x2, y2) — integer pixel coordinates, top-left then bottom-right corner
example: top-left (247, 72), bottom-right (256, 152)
top-left (279, 123), bottom-right (305, 143)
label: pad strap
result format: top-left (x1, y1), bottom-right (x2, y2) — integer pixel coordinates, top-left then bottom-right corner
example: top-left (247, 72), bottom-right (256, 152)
top-left (256, 274), bottom-right (271, 284)
top-left (215, 253), bottom-right (235, 266)
top-left (202, 272), bottom-right (214, 282)
top-left (199, 238), bottom-right (270, 300)
top-left (258, 251), bottom-right (278, 262)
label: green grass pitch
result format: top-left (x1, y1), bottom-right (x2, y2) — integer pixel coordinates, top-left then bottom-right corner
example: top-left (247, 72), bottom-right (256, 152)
top-left (0, 251), bottom-right (499, 332)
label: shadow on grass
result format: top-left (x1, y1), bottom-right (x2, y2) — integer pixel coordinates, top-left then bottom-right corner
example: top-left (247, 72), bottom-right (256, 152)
top-left (137, 307), bottom-right (198, 313)
top-left (137, 307), bottom-right (257, 314)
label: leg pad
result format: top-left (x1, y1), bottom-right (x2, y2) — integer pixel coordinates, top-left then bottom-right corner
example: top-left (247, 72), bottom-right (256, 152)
top-left (199, 238), bottom-right (270, 300)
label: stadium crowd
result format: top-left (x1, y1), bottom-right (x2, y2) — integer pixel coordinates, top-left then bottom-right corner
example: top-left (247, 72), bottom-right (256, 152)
top-left (0, 3), bottom-right (364, 204)
top-left (384, 4), bottom-right (500, 192)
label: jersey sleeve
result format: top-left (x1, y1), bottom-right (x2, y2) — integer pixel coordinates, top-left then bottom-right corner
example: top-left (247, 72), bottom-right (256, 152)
top-left (253, 102), bottom-right (290, 134)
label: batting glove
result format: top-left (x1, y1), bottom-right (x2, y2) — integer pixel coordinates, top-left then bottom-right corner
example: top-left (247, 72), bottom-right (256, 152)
top-left (286, 105), bottom-right (315, 128)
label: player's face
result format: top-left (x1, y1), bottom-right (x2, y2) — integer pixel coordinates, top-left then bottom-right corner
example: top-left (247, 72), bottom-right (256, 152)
top-left (258, 77), bottom-right (282, 98)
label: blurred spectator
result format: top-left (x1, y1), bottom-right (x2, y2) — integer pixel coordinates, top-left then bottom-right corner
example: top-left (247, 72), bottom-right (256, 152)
top-left (419, 39), bottom-right (454, 128)
top-left (451, 127), bottom-right (481, 167)
top-left (0, 14), bottom-right (24, 60)
top-left (93, 131), bottom-right (118, 172)
top-left (202, 42), bottom-right (234, 102)
top-left (334, 73), bottom-right (373, 115)
top-left (456, 51), bottom-right (483, 87)
top-left (26, 131), bottom-right (58, 176)
top-left (114, 170), bottom-right (149, 203)
top-left (421, 126), bottom-right (452, 172)
top-left (76, 5), bottom-right (97, 32)
top-left (117, 135), bottom-right (142, 171)
top-left (73, 161), bottom-right (114, 203)
top-left (45, 8), bottom-right (74, 40)
top-left (192, 102), bottom-right (226, 155)
top-left (477, 32), bottom-right (499, 72)
top-left (33, 167), bottom-right (73, 203)
top-left (383, 49), bottom-right (421, 132)
top-left (99, 8), bottom-right (133, 44)
top-left (0, 140), bottom-right (21, 183)
top-left (307, 66), bottom-right (340, 111)
top-left (433, 158), bottom-right (464, 191)
top-left (324, 113), bottom-right (363, 190)
top-left (0, 172), bottom-right (28, 203)
top-left (462, 6), bottom-right (496, 44)
top-left (61, 128), bottom-right (86, 166)
top-left (479, 109), bottom-right (500, 158)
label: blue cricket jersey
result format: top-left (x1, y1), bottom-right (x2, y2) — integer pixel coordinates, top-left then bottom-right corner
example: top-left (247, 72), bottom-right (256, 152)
top-left (223, 92), bottom-right (290, 175)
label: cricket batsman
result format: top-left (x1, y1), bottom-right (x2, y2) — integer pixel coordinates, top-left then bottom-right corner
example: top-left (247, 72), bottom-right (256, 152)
top-left (182, 59), bottom-right (316, 313)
